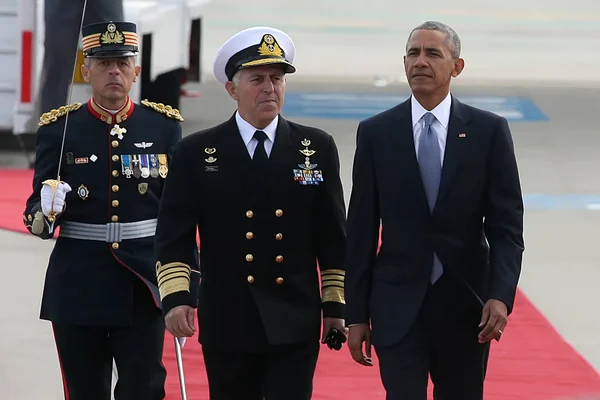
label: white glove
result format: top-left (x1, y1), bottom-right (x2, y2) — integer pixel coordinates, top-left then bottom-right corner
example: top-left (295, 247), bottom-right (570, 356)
top-left (40, 181), bottom-right (72, 217)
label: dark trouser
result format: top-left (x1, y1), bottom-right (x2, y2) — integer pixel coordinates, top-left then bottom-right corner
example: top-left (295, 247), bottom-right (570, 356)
top-left (375, 274), bottom-right (490, 400)
top-left (202, 341), bottom-right (320, 400)
top-left (51, 283), bottom-right (166, 400)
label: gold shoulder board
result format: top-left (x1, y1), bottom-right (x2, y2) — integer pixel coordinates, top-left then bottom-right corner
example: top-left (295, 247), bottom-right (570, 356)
top-left (141, 99), bottom-right (184, 122)
top-left (39, 103), bottom-right (83, 126)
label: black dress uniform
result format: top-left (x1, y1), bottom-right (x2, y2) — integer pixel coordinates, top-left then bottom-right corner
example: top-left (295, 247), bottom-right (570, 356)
top-left (154, 26), bottom-right (346, 400)
top-left (22, 21), bottom-right (196, 400)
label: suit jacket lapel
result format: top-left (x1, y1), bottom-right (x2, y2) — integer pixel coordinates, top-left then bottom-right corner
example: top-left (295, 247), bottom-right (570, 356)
top-left (435, 96), bottom-right (471, 208)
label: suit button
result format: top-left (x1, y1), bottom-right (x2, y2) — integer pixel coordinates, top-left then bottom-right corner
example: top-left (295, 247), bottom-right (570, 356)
top-left (112, 155), bottom-right (119, 162)
top-left (276, 277), bottom-right (284, 285)
top-left (111, 215), bottom-right (119, 222)
top-left (246, 254), bottom-right (254, 262)
top-left (112, 242), bottom-right (119, 249)
top-left (112, 170), bottom-right (119, 177)
top-left (112, 185), bottom-right (119, 192)
top-left (246, 210), bottom-right (254, 218)
top-left (275, 209), bottom-right (283, 217)
top-left (111, 140), bottom-right (119, 148)
top-left (246, 232), bottom-right (254, 240)
top-left (275, 233), bottom-right (283, 240)
top-left (276, 255), bottom-right (283, 263)
top-left (247, 275), bottom-right (255, 284)
top-left (112, 200), bottom-right (119, 207)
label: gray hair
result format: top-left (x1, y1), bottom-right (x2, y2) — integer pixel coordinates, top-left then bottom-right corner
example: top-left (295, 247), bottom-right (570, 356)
top-left (407, 21), bottom-right (461, 59)
top-left (231, 70), bottom-right (241, 86)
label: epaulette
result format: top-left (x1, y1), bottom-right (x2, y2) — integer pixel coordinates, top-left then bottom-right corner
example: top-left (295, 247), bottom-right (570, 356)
top-left (39, 103), bottom-right (83, 126)
top-left (141, 99), bottom-right (184, 122)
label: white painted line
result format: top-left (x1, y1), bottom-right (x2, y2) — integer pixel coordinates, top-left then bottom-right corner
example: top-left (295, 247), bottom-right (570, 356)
top-left (586, 204), bottom-right (600, 210)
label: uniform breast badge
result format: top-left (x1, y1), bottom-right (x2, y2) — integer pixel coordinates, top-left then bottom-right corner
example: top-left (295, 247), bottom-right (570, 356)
top-left (149, 154), bottom-right (159, 178)
top-left (293, 138), bottom-right (323, 185)
top-left (121, 154), bottom-right (133, 178)
top-left (138, 182), bottom-right (148, 195)
top-left (140, 154), bottom-right (150, 178)
top-left (77, 184), bottom-right (89, 200)
top-left (110, 124), bottom-right (127, 140)
top-left (204, 147), bottom-right (218, 172)
top-left (131, 155), bottom-right (142, 178)
top-left (158, 154), bottom-right (168, 178)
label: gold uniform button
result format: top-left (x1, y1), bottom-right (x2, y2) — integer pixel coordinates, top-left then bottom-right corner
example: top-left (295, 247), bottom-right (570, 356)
top-left (112, 155), bottom-right (119, 162)
top-left (112, 200), bottom-right (119, 207)
top-left (111, 140), bottom-right (119, 148)
top-left (275, 233), bottom-right (283, 240)
top-left (246, 210), bottom-right (254, 218)
top-left (111, 215), bottom-right (119, 222)
top-left (276, 277), bottom-right (284, 285)
top-left (111, 242), bottom-right (119, 249)
top-left (112, 170), bottom-right (119, 177)
top-left (275, 209), bottom-right (283, 217)
top-left (246, 254), bottom-right (254, 262)
top-left (246, 232), bottom-right (254, 240)
top-left (276, 255), bottom-right (284, 263)
top-left (112, 185), bottom-right (119, 192)
top-left (247, 275), bottom-right (255, 284)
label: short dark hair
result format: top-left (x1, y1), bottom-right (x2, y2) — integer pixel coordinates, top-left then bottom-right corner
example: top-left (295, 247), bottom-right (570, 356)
top-left (407, 21), bottom-right (461, 59)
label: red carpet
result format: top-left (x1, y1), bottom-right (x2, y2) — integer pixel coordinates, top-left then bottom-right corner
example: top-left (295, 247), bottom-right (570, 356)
top-left (4, 168), bottom-right (600, 399)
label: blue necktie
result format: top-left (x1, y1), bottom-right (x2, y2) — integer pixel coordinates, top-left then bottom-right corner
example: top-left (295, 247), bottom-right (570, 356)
top-left (417, 112), bottom-right (443, 284)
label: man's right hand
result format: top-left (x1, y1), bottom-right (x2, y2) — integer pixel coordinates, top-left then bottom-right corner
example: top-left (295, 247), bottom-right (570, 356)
top-left (40, 181), bottom-right (71, 217)
top-left (348, 323), bottom-right (373, 367)
top-left (165, 305), bottom-right (196, 338)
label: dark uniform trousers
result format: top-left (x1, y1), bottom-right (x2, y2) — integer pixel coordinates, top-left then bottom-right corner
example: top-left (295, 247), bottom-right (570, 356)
top-left (23, 98), bottom-right (187, 400)
top-left (374, 273), bottom-right (490, 400)
top-left (52, 279), bottom-right (166, 400)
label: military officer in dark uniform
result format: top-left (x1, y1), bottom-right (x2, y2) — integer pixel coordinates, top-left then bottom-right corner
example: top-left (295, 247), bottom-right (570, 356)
top-left (22, 21), bottom-right (196, 400)
top-left (154, 26), bottom-right (347, 399)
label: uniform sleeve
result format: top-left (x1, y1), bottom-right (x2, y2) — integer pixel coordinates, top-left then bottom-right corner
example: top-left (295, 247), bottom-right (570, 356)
top-left (22, 125), bottom-right (62, 239)
top-left (484, 117), bottom-right (525, 315)
top-left (344, 123), bottom-right (380, 326)
top-left (315, 135), bottom-right (347, 319)
top-left (155, 139), bottom-right (201, 315)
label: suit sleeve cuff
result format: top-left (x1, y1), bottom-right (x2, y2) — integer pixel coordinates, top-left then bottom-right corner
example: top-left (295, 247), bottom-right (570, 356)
top-left (322, 301), bottom-right (345, 319)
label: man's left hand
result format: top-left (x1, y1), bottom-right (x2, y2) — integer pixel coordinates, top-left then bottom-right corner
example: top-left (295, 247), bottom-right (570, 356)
top-left (321, 317), bottom-right (347, 344)
top-left (478, 299), bottom-right (508, 343)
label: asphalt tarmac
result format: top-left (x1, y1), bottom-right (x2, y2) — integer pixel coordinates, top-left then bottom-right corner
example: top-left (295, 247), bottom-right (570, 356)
top-left (2, 1), bottom-right (600, 397)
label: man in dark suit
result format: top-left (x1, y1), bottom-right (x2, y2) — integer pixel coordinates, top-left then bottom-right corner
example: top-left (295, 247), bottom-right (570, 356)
top-left (344, 21), bottom-right (525, 399)
top-left (22, 21), bottom-right (193, 400)
top-left (154, 26), bottom-right (347, 400)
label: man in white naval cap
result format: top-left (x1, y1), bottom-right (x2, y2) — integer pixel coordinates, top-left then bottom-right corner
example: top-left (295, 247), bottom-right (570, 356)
top-left (154, 26), bottom-right (348, 399)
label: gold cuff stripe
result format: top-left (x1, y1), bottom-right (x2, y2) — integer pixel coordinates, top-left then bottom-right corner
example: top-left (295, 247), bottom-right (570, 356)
top-left (322, 277), bottom-right (345, 282)
top-left (157, 262), bottom-right (191, 282)
top-left (322, 282), bottom-right (344, 288)
top-left (159, 277), bottom-right (190, 300)
top-left (321, 269), bottom-right (345, 277)
top-left (322, 286), bottom-right (345, 304)
top-left (157, 270), bottom-right (190, 287)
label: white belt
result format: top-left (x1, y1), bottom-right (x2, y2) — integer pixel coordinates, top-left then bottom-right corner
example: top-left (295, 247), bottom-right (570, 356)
top-left (59, 219), bottom-right (157, 242)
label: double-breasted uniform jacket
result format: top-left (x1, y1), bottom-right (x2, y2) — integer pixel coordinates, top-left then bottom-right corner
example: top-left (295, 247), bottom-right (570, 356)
top-left (155, 113), bottom-right (347, 352)
top-left (23, 97), bottom-right (199, 327)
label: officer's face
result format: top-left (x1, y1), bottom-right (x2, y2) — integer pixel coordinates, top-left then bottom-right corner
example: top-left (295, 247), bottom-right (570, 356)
top-left (403, 29), bottom-right (464, 97)
top-left (226, 65), bottom-right (286, 129)
top-left (82, 57), bottom-right (141, 103)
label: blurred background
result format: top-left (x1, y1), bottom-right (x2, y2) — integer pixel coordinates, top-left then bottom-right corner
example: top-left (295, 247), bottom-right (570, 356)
top-left (1, 0), bottom-right (599, 399)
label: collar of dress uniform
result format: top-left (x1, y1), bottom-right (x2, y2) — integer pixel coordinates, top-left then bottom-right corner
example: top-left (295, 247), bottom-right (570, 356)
top-left (87, 96), bottom-right (134, 125)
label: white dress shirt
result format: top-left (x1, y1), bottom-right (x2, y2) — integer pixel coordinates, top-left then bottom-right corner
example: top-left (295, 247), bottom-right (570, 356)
top-left (235, 111), bottom-right (278, 158)
top-left (411, 92), bottom-right (451, 165)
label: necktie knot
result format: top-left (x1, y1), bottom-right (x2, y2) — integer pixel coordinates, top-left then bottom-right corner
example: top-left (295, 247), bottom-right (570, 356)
top-left (253, 130), bottom-right (268, 143)
top-left (423, 112), bottom-right (435, 129)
